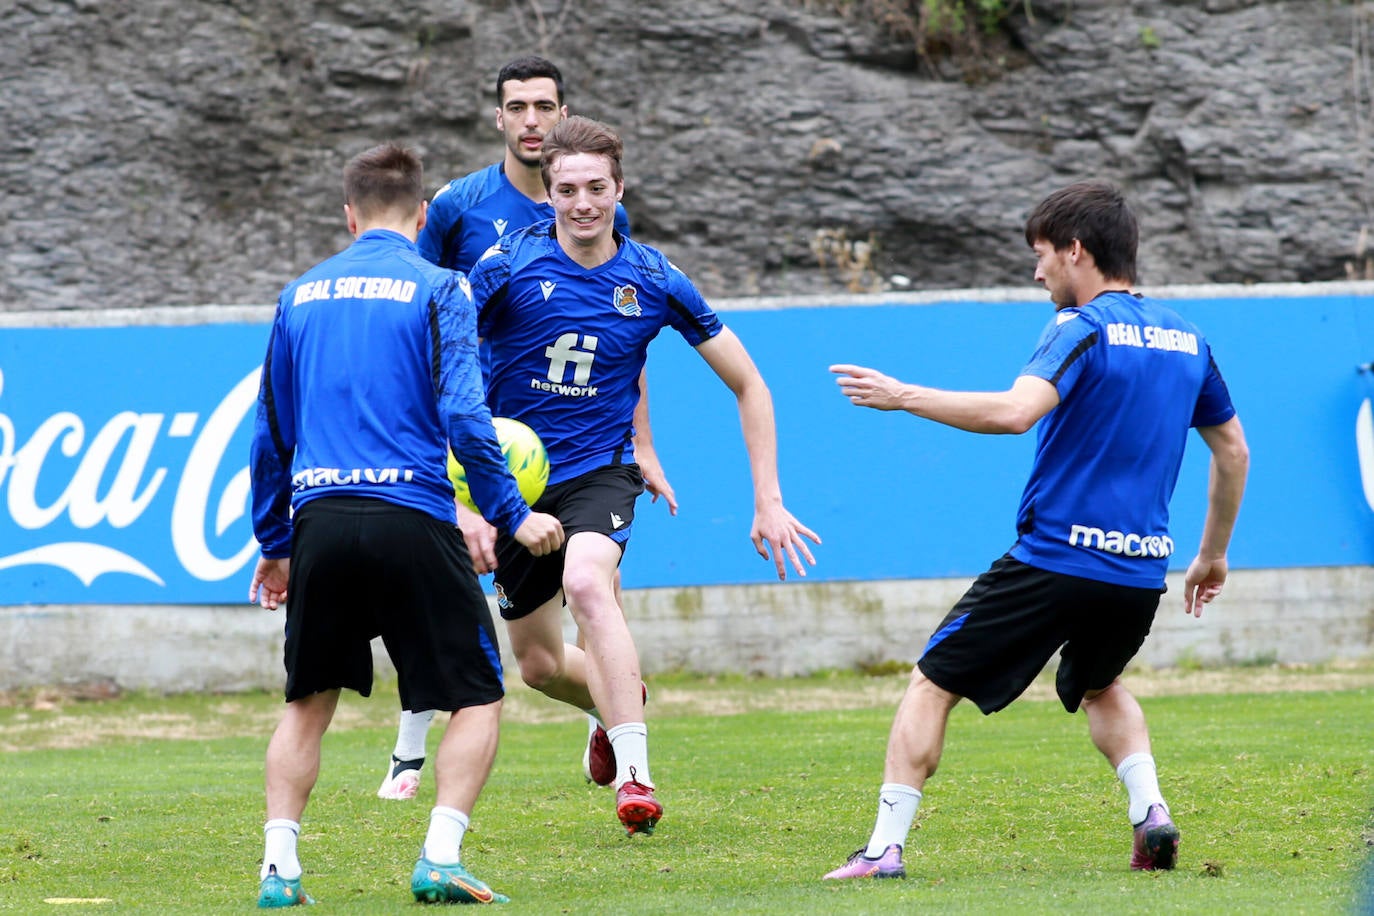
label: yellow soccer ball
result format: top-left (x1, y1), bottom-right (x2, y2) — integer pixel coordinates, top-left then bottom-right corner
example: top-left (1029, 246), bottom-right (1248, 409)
top-left (447, 417), bottom-right (550, 512)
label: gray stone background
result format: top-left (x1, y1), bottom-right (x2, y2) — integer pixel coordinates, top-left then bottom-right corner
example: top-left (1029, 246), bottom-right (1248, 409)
top-left (3, 0), bottom-right (1371, 311)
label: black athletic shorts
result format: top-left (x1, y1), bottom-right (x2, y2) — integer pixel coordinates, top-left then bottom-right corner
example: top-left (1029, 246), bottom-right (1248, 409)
top-left (916, 554), bottom-right (1163, 714)
top-left (283, 496), bottom-right (504, 712)
top-left (492, 463), bottom-right (643, 620)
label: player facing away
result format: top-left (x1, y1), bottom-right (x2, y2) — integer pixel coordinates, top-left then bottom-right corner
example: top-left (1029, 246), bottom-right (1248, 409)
top-left (824, 180), bottom-right (1249, 879)
top-left (459, 114), bottom-right (820, 836)
top-left (377, 56), bottom-right (677, 802)
top-left (248, 142), bottom-right (564, 907)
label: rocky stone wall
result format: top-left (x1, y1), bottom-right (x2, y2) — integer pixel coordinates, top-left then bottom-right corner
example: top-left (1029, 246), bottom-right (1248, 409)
top-left (3, 0), bottom-right (1370, 310)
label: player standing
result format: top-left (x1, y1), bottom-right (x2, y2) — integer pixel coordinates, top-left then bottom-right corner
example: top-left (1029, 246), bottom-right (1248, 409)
top-left (249, 142), bottom-right (563, 907)
top-left (824, 180), bottom-right (1249, 878)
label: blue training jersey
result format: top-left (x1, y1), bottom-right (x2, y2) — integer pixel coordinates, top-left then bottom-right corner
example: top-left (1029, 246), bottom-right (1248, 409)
top-left (417, 162), bottom-right (631, 273)
top-left (467, 220), bottom-right (723, 485)
top-left (249, 229), bottom-right (531, 558)
top-left (1008, 291), bottom-right (1236, 588)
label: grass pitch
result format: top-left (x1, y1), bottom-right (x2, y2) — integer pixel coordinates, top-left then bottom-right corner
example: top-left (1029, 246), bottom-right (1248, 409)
top-left (0, 666), bottom-right (1371, 914)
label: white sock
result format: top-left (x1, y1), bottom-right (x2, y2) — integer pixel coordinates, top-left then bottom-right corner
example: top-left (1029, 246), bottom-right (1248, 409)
top-left (422, 806), bottom-right (470, 865)
top-left (393, 709), bottom-right (436, 764)
top-left (865, 784), bottom-right (921, 858)
top-left (607, 722), bottom-right (651, 788)
top-left (586, 709), bottom-right (604, 730)
top-left (1116, 752), bottom-right (1167, 825)
top-left (262, 818), bottom-right (301, 880)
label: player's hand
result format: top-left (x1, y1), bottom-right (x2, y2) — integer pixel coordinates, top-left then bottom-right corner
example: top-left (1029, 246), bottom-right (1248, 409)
top-left (1182, 554), bottom-right (1228, 617)
top-left (250, 556), bottom-right (290, 610)
top-left (831, 364), bottom-right (908, 411)
top-left (514, 511), bottom-right (565, 557)
top-left (751, 503), bottom-right (821, 580)
top-left (457, 501), bottom-right (499, 574)
top-left (636, 447), bottom-right (679, 516)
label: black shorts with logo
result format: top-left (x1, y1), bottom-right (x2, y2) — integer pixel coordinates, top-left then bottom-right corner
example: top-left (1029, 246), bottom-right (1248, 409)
top-left (283, 496), bottom-right (504, 712)
top-left (492, 463), bottom-right (643, 620)
top-left (916, 554), bottom-right (1163, 714)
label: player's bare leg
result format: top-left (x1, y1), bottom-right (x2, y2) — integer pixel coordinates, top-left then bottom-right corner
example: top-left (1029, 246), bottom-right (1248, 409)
top-left (562, 531), bottom-right (660, 834)
top-left (412, 699), bottom-right (509, 904)
top-left (259, 689), bottom-right (338, 903)
top-left (1082, 680), bottom-right (1178, 870)
top-left (506, 595), bottom-right (594, 709)
top-left (266, 689), bottom-right (340, 824)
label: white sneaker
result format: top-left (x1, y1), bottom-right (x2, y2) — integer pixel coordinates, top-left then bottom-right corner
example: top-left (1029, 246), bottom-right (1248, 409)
top-left (377, 764), bottom-right (421, 800)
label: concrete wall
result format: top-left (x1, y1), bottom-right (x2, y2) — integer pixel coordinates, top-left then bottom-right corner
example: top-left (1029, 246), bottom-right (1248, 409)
top-left (5, 566), bottom-right (1369, 693)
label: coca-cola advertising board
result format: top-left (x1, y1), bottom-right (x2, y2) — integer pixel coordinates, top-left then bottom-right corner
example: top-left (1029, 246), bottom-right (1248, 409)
top-left (0, 321), bottom-right (267, 604)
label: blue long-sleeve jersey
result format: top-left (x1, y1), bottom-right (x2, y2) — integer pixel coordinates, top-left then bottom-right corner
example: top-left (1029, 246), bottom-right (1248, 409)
top-left (250, 229), bottom-right (531, 558)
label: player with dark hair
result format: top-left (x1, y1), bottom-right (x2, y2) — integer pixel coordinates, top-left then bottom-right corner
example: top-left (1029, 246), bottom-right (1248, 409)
top-left (824, 179), bottom-right (1249, 879)
top-left (462, 114), bottom-right (821, 836)
top-left (249, 141), bottom-right (563, 907)
top-left (377, 56), bottom-right (675, 802)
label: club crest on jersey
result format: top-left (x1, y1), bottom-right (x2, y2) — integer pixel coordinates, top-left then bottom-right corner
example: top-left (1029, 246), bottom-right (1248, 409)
top-left (612, 284), bottom-right (641, 317)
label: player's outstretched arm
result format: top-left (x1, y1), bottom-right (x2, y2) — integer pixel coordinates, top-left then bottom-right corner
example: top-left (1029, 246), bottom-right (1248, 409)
top-left (696, 329), bottom-right (821, 580)
top-left (830, 364), bottom-right (1058, 435)
top-left (1185, 416), bottom-right (1249, 617)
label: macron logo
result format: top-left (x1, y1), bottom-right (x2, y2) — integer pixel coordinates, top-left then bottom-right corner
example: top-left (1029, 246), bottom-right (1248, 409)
top-left (493, 218), bottom-right (509, 236)
top-left (611, 513), bottom-right (625, 529)
top-left (1068, 524), bottom-right (1174, 558)
top-left (540, 280), bottom-right (556, 300)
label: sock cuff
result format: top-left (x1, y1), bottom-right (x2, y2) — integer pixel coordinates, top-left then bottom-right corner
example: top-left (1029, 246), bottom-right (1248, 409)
top-left (606, 722), bottom-right (647, 741)
top-left (430, 806), bottom-right (470, 829)
top-left (264, 818), bottom-right (299, 835)
top-left (1116, 752), bottom-right (1155, 779)
top-left (879, 783), bottom-right (922, 802)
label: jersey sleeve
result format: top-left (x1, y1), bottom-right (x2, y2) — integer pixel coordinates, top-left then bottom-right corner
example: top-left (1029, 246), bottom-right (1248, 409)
top-left (663, 260), bottom-right (722, 346)
top-left (417, 183), bottom-right (461, 268)
top-left (1190, 347), bottom-right (1237, 428)
top-left (249, 299), bottom-right (297, 558)
top-left (468, 244), bottom-right (513, 336)
top-left (1019, 310), bottom-right (1098, 396)
top-left (432, 271), bottom-right (531, 534)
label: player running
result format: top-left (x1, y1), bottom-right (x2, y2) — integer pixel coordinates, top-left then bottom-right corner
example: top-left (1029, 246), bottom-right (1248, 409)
top-left (461, 115), bottom-right (820, 835)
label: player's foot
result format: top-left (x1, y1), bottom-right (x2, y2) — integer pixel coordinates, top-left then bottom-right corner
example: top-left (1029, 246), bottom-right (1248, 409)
top-left (615, 767), bottom-right (663, 836)
top-left (583, 720), bottom-right (615, 786)
top-left (582, 682), bottom-right (649, 786)
top-left (377, 757), bottom-right (422, 800)
top-left (257, 864), bottom-right (314, 908)
top-left (1130, 804), bottom-right (1180, 871)
top-left (823, 843), bottom-right (906, 880)
top-left (411, 856), bottom-right (509, 905)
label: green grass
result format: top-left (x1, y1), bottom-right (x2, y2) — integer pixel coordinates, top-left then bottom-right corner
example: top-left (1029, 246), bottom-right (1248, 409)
top-left (0, 674), bottom-right (1371, 913)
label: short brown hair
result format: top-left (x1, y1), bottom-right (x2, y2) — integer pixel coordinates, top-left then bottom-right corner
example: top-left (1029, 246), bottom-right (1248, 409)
top-left (342, 143), bottom-right (424, 220)
top-left (1024, 180), bottom-right (1138, 284)
top-left (539, 116), bottom-right (623, 190)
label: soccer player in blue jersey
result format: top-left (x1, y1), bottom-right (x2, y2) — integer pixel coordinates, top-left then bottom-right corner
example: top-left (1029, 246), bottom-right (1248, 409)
top-left (824, 180), bottom-right (1249, 880)
top-left (459, 115), bottom-right (820, 836)
top-left (377, 56), bottom-right (676, 801)
top-left (248, 142), bottom-right (564, 907)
